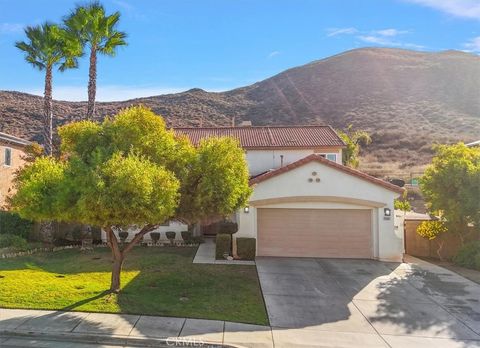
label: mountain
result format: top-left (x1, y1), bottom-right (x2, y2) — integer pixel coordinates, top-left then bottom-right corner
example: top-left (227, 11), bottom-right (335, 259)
top-left (1, 47), bottom-right (480, 176)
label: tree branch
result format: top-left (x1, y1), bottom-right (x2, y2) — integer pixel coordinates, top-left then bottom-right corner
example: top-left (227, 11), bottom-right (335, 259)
top-left (122, 224), bottom-right (158, 255)
top-left (104, 225), bottom-right (122, 260)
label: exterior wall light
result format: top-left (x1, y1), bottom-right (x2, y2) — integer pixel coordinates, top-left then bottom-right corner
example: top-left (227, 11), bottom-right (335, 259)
top-left (244, 206), bottom-right (250, 213)
top-left (384, 208), bottom-right (391, 219)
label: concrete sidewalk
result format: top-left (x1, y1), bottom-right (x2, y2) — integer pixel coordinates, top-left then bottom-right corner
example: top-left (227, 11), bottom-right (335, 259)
top-left (0, 308), bottom-right (271, 347)
top-left (192, 238), bottom-right (255, 265)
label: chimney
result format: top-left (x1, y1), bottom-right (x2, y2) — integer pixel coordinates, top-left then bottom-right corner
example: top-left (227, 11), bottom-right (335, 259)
top-left (240, 120), bottom-right (252, 127)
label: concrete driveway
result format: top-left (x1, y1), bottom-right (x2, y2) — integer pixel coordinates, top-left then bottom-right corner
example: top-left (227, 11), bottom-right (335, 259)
top-left (256, 256), bottom-right (480, 347)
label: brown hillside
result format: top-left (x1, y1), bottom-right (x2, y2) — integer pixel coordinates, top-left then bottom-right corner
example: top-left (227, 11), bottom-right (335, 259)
top-left (1, 47), bottom-right (479, 176)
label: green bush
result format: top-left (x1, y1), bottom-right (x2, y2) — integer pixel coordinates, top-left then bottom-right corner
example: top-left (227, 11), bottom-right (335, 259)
top-left (118, 231), bottom-right (129, 242)
top-left (181, 231), bottom-right (193, 243)
top-left (192, 236), bottom-right (204, 244)
top-left (219, 221), bottom-right (238, 235)
top-left (453, 241), bottom-right (480, 270)
top-left (166, 231), bottom-right (176, 245)
top-left (236, 237), bottom-right (256, 260)
top-left (216, 234), bottom-right (231, 260)
top-left (0, 211), bottom-right (33, 240)
top-left (0, 234), bottom-right (29, 251)
top-left (150, 232), bottom-right (161, 243)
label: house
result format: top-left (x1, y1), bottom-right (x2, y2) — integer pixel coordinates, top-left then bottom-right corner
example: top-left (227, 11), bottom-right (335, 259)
top-left (180, 125), bottom-right (403, 261)
top-left (0, 132), bottom-right (31, 208)
top-left (106, 125), bottom-right (404, 261)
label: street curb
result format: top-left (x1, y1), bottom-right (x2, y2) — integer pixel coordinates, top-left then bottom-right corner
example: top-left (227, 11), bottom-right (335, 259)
top-left (0, 330), bottom-right (238, 347)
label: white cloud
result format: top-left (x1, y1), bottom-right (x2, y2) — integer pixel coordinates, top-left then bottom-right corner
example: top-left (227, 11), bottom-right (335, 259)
top-left (23, 85), bottom-right (197, 102)
top-left (326, 27), bottom-right (358, 37)
top-left (0, 23), bottom-right (23, 34)
top-left (267, 51), bottom-right (280, 58)
top-left (327, 26), bottom-right (423, 50)
top-left (373, 29), bottom-right (410, 37)
top-left (404, 0), bottom-right (480, 20)
top-left (464, 36), bottom-right (480, 52)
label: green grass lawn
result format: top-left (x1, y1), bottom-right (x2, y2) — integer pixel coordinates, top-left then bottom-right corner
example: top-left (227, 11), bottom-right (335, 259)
top-left (0, 247), bottom-right (268, 325)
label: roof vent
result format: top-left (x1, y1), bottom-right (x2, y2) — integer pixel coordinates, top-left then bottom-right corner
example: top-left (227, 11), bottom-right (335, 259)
top-left (239, 120), bottom-right (252, 127)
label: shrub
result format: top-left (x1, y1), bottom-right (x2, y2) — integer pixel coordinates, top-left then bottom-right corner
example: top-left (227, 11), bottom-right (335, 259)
top-left (0, 211), bottom-right (33, 240)
top-left (0, 234), bottom-right (28, 251)
top-left (236, 237), bottom-right (256, 260)
top-left (216, 234), bottom-right (231, 259)
top-left (150, 232), bottom-right (161, 243)
top-left (219, 221), bottom-right (238, 235)
top-left (181, 231), bottom-right (193, 243)
top-left (453, 241), bottom-right (480, 270)
top-left (166, 231), bottom-right (176, 245)
top-left (118, 231), bottom-right (129, 243)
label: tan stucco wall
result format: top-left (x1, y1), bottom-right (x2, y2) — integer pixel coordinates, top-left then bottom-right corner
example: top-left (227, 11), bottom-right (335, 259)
top-left (237, 160), bottom-right (403, 261)
top-left (0, 143), bottom-right (27, 208)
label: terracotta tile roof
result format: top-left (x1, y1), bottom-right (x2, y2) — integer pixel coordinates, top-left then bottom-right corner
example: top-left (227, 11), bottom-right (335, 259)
top-left (174, 126), bottom-right (345, 149)
top-left (249, 154), bottom-right (404, 194)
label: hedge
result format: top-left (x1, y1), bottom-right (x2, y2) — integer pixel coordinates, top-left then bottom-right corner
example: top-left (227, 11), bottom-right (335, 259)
top-left (0, 234), bottom-right (28, 251)
top-left (0, 211), bottom-right (33, 240)
top-left (236, 237), bottom-right (256, 260)
top-left (215, 234), bottom-right (231, 260)
top-left (453, 241), bottom-right (480, 270)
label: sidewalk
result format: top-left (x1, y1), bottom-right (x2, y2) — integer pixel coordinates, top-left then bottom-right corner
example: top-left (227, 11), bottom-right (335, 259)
top-left (192, 238), bottom-right (255, 265)
top-left (0, 308), bottom-right (272, 347)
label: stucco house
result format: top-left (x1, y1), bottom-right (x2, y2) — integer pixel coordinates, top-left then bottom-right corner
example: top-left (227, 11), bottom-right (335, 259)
top-left (0, 132), bottom-right (31, 208)
top-left (105, 125), bottom-right (404, 261)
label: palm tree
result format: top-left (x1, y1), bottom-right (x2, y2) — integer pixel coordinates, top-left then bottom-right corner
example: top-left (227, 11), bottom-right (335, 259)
top-left (16, 23), bottom-right (81, 155)
top-left (64, 2), bottom-right (127, 120)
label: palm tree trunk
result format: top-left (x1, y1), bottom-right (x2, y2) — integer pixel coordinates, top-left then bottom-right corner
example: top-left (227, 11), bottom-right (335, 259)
top-left (87, 47), bottom-right (97, 120)
top-left (43, 64), bottom-right (53, 156)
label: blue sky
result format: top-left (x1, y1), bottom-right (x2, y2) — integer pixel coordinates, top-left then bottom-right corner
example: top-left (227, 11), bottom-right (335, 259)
top-left (1, 0), bottom-right (479, 101)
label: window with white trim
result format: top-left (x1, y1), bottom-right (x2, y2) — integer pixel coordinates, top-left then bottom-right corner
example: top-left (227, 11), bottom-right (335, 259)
top-left (4, 148), bottom-right (12, 166)
top-left (319, 153), bottom-right (337, 162)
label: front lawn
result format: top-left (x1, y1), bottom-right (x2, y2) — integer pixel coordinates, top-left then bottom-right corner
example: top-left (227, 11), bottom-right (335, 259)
top-left (0, 247), bottom-right (268, 325)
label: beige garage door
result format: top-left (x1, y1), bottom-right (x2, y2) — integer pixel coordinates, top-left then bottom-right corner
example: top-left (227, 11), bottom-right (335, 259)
top-left (257, 208), bottom-right (372, 258)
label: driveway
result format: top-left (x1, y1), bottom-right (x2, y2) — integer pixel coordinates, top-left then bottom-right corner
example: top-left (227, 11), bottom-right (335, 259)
top-left (257, 256), bottom-right (480, 347)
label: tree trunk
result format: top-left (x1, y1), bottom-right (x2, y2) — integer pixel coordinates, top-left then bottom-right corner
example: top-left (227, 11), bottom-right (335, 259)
top-left (87, 47), bottom-right (97, 120)
top-left (110, 254), bottom-right (124, 293)
top-left (436, 240), bottom-right (445, 261)
top-left (43, 64), bottom-right (53, 156)
top-left (104, 224), bottom-right (157, 293)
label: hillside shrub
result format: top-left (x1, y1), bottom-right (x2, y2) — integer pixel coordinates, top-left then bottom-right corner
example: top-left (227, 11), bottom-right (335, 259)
top-left (0, 211), bottom-right (33, 239)
top-left (0, 234), bottom-right (28, 251)
top-left (453, 241), bottom-right (480, 270)
top-left (216, 234), bottom-right (231, 259)
top-left (236, 237), bottom-right (256, 260)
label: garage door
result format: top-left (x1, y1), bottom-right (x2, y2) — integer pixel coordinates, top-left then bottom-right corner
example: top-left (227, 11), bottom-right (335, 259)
top-left (257, 208), bottom-right (372, 258)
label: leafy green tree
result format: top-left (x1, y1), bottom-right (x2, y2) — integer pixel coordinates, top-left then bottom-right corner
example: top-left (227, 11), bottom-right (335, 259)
top-left (64, 1), bottom-right (127, 119)
top-left (337, 125), bottom-right (371, 168)
top-left (394, 199), bottom-right (411, 212)
top-left (11, 106), bottom-right (251, 292)
top-left (421, 143), bottom-right (480, 244)
top-left (16, 23), bottom-right (82, 155)
top-left (416, 220), bottom-right (448, 260)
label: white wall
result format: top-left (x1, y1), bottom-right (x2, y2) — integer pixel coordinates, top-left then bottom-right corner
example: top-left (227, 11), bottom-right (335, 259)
top-left (237, 160), bottom-right (403, 261)
top-left (101, 221), bottom-right (188, 242)
top-left (246, 148), bottom-right (342, 176)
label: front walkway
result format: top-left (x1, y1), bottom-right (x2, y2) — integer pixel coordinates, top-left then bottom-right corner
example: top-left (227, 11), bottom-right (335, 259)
top-left (192, 237), bottom-right (255, 265)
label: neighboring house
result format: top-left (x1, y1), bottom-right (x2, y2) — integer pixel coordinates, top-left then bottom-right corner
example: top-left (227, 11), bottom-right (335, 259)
top-left (0, 132), bottom-right (31, 208)
top-left (105, 125), bottom-right (404, 261)
top-left (466, 140), bottom-right (480, 147)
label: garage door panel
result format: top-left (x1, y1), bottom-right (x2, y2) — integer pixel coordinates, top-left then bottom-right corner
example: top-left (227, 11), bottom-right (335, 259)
top-left (257, 208), bottom-right (372, 258)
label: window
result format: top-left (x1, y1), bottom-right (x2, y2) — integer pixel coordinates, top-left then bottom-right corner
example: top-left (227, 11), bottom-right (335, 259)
top-left (4, 148), bottom-right (11, 166)
top-left (326, 154), bottom-right (337, 162)
top-left (319, 153), bottom-right (337, 162)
